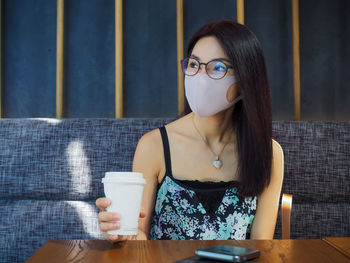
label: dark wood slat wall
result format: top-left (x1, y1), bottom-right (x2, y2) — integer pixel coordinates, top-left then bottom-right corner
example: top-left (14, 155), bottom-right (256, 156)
top-left (1, 0), bottom-right (349, 119)
top-left (56, 0), bottom-right (64, 118)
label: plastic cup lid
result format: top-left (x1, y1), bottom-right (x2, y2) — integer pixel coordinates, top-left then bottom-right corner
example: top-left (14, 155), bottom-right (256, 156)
top-left (102, 172), bottom-right (146, 184)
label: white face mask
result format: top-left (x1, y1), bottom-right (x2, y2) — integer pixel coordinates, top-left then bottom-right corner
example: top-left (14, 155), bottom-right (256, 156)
top-left (185, 73), bottom-right (241, 117)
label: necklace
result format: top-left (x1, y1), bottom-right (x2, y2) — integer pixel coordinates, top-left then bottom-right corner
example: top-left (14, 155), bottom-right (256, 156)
top-left (192, 115), bottom-right (230, 169)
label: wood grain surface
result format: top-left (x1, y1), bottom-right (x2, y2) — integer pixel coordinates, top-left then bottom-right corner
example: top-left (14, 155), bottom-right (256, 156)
top-left (27, 239), bottom-right (350, 263)
top-left (323, 237), bottom-right (350, 259)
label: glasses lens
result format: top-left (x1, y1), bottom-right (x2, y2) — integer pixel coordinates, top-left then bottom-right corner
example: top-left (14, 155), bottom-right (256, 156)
top-left (182, 58), bottom-right (199, 76)
top-left (207, 61), bottom-right (227, 79)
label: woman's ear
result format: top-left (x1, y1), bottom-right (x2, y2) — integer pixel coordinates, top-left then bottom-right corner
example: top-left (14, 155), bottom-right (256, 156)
top-left (226, 83), bottom-right (239, 102)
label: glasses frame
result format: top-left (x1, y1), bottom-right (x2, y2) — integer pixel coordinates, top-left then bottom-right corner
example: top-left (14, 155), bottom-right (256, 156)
top-left (180, 57), bottom-right (233, 80)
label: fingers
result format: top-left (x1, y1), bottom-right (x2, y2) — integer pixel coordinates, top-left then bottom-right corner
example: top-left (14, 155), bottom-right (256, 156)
top-left (99, 221), bottom-right (120, 232)
top-left (111, 235), bottom-right (134, 241)
top-left (103, 232), bottom-right (122, 243)
top-left (103, 232), bottom-right (133, 243)
top-left (139, 210), bottom-right (147, 218)
top-left (99, 213), bottom-right (124, 243)
top-left (97, 197), bottom-right (122, 242)
top-left (98, 211), bottom-right (120, 222)
top-left (96, 197), bottom-right (139, 243)
top-left (96, 197), bottom-right (111, 211)
top-left (98, 211), bottom-right (120, 233)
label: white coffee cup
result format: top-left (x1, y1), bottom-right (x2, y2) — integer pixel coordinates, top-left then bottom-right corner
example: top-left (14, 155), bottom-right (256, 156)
top-left (102, 172), bottom-right (146, 236)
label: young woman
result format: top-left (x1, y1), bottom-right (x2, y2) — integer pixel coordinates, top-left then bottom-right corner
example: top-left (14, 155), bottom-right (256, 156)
top-left (96, 19), bottom-right (284, 242)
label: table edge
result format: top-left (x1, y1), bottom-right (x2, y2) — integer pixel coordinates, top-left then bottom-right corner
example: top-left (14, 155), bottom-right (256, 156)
top-left (322, 238), bottom-right (350, 259)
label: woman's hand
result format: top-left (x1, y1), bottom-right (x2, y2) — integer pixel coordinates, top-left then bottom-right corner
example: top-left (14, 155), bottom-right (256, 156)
top-left (96, 197), bottom-right (146, 242)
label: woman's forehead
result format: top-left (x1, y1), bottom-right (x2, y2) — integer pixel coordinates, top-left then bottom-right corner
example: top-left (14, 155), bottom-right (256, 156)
top-left (191, 36), bottom-right (229, 62)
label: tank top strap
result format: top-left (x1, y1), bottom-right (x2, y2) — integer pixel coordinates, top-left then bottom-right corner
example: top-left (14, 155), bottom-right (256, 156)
top-left (159, 126), bottom-right (173, 176)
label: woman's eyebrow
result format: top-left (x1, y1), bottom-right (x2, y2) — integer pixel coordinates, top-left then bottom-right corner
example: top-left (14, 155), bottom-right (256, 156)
top-left (217, 58), bottom-right (231, 63)
top-left (190, 54), bottom-right (201, 61)
top-left (190, 54), bottom-right (231, 63)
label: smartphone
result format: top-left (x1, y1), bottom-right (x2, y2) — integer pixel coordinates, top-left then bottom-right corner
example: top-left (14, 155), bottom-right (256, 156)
top-left (195, 245), bottom-right (260, 262)
top-left (174, 255), bottom-right (223, 263)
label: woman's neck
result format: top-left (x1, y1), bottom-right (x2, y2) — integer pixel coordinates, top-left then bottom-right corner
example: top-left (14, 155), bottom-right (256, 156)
top-left (192, 108), bottom-right (234, 145)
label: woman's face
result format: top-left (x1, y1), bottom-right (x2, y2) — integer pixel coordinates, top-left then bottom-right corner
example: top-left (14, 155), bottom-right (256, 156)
top-left (190, 36), bottom-right (239, 102)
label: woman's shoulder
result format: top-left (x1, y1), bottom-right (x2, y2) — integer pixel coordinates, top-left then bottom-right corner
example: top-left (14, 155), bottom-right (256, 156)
top-left (270, 139), bottom-right (284, 184)
top-left (272, 139), bottom-right (284, 159)
top-left (133, 128), bottom-right (163, 177)
top-left (135, 114), bottom-right (189, 149)
top-left (136, 128), bottom-right (162, 153)
top-left (137, 114), bottom-right (191, 145)
top-left (133, 115), bottom-right (192, 179)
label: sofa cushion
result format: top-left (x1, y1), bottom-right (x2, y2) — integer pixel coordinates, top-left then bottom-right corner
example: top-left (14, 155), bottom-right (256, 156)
top-left (0, 199), bottom-right (102, 263)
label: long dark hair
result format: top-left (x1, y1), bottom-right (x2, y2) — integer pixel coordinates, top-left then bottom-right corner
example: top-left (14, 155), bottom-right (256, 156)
top-left (184, 19), bottom-right (272, 197)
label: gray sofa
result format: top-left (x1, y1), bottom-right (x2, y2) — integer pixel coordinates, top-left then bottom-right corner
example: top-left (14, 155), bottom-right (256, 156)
top-left (0, 118), bottom-right (349, 262)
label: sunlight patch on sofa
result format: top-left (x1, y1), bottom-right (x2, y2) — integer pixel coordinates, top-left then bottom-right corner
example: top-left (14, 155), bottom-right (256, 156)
top-left (67, 201), bottom-right (101, 239)
top-left (66, 140), bottom-right (92, 195)
top-left (32, 118), bottom-right (62, 125)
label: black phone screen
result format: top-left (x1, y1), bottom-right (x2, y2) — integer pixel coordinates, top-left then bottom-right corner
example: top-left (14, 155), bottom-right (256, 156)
top-left (195, 245), bottom-right (260, 262)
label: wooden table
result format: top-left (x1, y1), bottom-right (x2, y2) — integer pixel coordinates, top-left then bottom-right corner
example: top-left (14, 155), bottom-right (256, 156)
top-left (323, 237), bottom-right (350, 259)
top-left (27, 239), bottom-right (350, 263)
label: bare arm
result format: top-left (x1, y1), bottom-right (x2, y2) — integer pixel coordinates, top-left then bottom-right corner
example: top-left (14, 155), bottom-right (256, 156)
top-left (250, 139), bottom-right (284, 239)
top-left (132, 129), bottom-right (163, 240)
top-left (96, 129), bottom-right (162, 242)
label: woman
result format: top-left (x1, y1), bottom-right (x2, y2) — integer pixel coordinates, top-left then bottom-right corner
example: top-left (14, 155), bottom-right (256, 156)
top-left (96, 19), bottom-right (284, 242)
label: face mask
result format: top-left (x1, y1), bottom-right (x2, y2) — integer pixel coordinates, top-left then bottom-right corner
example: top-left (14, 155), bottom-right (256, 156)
top-left (185, 73), bottom-right (241, 117)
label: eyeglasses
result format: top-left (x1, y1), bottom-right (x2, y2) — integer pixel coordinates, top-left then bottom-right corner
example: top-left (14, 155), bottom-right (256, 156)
top-left (180, 57), bottom-right (233, 80)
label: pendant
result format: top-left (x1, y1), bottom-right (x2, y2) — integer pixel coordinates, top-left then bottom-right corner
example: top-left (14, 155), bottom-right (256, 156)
top-left (213, 156), bottom-right (222, 169)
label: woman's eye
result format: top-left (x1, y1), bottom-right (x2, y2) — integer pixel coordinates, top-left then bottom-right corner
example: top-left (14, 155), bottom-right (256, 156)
top-left (214, 64), bottom-right (226, 71)
top-left (189, 62), bottom-right (198, 69)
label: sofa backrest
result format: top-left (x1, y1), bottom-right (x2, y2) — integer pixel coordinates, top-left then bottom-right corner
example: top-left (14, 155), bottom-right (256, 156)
top-left (272, 121), bottom-right (350, 239)
top-left (0, 119), bottom-right (349, 262)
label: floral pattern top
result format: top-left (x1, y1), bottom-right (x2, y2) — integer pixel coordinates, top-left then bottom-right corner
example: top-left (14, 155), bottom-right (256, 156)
top-left (149, 174), bottom-right (257, 240)
top-left (149, 127), bottom-right (257, 240)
